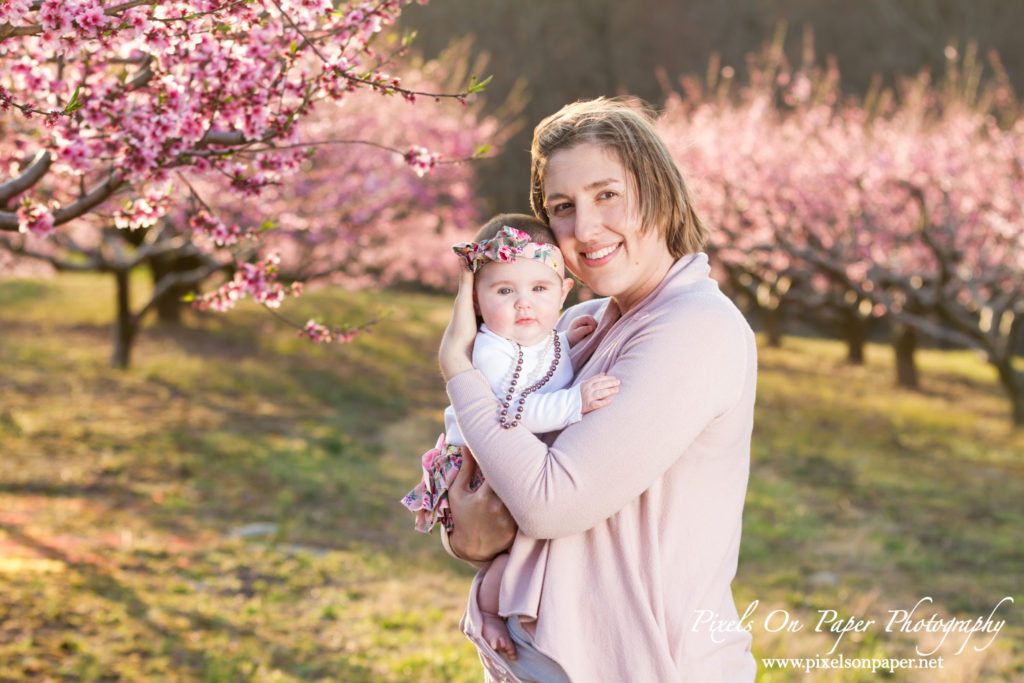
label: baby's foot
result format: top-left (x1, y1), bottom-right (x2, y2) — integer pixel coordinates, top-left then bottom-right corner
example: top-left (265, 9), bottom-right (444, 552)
top-left (481, 612), bottom-right (517, 660)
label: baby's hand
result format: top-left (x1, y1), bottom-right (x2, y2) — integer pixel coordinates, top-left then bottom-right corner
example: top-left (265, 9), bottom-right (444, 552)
top-left (567, 314), bottom-right (598, 346)
top-left (580, 373), bottom-right (620, 414)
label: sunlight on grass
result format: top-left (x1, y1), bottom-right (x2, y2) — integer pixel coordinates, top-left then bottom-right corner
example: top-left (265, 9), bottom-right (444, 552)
top-left (744, 335), bottom-right (1023, 682)
top-left (1, 274), bottom-right (1022, 681)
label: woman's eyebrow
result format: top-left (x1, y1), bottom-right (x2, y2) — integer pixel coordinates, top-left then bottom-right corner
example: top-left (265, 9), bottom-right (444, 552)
top-left (545, 177), bottom-right (621, 201)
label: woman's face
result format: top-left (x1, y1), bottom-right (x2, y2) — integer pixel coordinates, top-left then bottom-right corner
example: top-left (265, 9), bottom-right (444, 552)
top-left (542, 143), bottom-right (674, 312)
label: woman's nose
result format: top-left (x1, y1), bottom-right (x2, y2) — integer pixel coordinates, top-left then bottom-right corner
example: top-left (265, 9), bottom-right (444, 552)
top-left (574, 201), bottom-right (601, 242)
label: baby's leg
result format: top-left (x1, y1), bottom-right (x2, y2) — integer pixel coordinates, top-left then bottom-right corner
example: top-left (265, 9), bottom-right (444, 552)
top-left (478, 552), bottom-right (516, 659)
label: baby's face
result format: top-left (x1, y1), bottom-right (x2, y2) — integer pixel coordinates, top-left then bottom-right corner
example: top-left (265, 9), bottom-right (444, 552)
top-left (475, 258), bottom-right (573, 346)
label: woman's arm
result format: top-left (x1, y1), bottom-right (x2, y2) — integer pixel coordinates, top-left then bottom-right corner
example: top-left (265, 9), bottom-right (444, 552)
top-left (439, 268), bottom-right (478, 382)
top-left (448, 292), bottom-right (756, 539)
top-left (438, 268), bottom-right (519, 562)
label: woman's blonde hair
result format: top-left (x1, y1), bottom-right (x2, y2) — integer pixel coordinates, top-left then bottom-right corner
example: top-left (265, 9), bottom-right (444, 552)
top-left (529, 97), bottom-right (708, 257)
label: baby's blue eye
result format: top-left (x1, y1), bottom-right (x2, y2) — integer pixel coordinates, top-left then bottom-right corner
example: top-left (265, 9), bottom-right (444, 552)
top-left (498, 287), bottom-right (512, 295)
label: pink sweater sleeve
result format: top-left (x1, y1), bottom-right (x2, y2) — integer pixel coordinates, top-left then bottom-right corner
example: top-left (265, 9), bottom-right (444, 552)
top-left (446, 291), bottom-right (752, 539)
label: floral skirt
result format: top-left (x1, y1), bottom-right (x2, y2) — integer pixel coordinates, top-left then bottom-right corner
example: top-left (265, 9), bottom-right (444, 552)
top-left (400, 433), bottom-right (483, 534)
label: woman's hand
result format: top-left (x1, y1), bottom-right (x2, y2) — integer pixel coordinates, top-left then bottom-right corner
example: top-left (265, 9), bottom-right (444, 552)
top-left (444, 452), bottom-right (518, 565)
top-left (439, 267), bottom-right (477, 381)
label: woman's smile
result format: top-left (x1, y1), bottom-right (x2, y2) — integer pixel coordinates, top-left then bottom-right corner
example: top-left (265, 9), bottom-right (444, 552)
top-left (580, 242), bottom-right (622, 265)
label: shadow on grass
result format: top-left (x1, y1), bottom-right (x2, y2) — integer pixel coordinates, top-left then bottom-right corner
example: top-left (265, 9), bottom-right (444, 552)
top-left (0, 287), bottom-right (450, 552)
top-left (744, 339), bottom-right (1024, 628)
top-left (0, 521), bottom-right (379, 681)
top-left (8, 276), bottom-right (1021, 680)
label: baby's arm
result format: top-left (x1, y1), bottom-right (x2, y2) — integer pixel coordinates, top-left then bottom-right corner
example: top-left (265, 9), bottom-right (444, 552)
top-left (520, 374), bottom-right (620, 432)
top-left (566, 314), bottom-right (598, 346)
top-left (518, 385), bottom-right (583, 433)
top-left (475, 326), bottom-right (618, 433)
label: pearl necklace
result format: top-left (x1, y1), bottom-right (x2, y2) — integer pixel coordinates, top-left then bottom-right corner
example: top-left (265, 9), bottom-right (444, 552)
top-left (499, 330), bottom-right (555, 389)
top-left (499, 332), bottom-right (562, 429)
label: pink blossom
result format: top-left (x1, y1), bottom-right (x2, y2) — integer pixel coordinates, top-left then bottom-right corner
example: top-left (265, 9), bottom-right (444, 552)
top-left (114, 197), bottom-right (167, 231)
top-left (299, 319), bottom-right (335, 343)
top-left (0, 0), bottom-right (32, 25)
top-left (17, 201), bottom-right (56, 237)
top-left (404, 145), bottom-right (438, 177)
top-left (190, 212), bottom-right (244, 247)
top-left (193, 253), bottom-right (297, 312)
top-left (1, 0), bottom-right (505, 346)
top-left (655, 41), bottom-right (1024, 403)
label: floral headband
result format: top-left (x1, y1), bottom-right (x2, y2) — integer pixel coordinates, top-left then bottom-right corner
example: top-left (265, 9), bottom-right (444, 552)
top-left (452, 226), bottom-right (564, 275)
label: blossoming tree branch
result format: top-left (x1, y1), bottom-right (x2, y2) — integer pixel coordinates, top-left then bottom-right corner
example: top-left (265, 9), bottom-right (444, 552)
top-left (659, 38), bottom-right (1024, 425)
top-left (0, 0), bottom-right (492, 363)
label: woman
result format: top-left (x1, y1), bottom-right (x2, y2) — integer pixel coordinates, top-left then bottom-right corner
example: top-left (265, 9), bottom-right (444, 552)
top-left (439, 97), bottom-right (757, 682)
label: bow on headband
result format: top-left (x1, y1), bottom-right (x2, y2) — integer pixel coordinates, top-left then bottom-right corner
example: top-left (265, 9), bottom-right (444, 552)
top-left (452, 226), bottom-right (563, 274)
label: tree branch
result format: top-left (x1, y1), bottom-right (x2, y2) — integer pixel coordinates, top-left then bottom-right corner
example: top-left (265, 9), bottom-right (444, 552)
top-left (0, 151), bottom-right (52, 206)
top-left (1, 236), bottom-right (100, 272)
top-left (51, 174), bottom-right (128, 225)
top-left (0, 1), bottom-right (157, 41)
top-left (125, 56), bottom-right (154, 91)
top-left (1, 171), bottom-right (131, 231)
top-left (135, 255), bottom-right (229, 319)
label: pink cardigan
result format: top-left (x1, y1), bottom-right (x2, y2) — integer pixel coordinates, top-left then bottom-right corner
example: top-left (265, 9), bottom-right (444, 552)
top-left (447, 253), bottom-right (757, 682)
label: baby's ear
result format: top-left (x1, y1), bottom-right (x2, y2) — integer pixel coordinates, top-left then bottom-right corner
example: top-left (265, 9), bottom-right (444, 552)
top-left (560, 276), bottom-right (574, 302)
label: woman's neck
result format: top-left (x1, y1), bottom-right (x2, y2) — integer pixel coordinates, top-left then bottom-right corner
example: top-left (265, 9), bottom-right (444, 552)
top-left (611, 254), bottom-right (677, 315)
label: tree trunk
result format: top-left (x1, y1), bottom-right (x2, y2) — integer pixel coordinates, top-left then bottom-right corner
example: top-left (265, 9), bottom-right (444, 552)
top-left (762, 303), bottom-right (784, 348)
top-left (992, 357), bottom-right (1024, 427)
top-left (993, 316), bottom-right (1024, 427)
top-left (843, 309), bottom-right (868, 365)
top-left (892, 321), bottom-right (920, 389)
top-left (991, 316), bottom-right (1024, 427)
top-left (152, 277), bottom-right (184, 323)
top-left (148, 252), bottom-right (199, 324)
top-left (111, 269), bottom-right (138, 369)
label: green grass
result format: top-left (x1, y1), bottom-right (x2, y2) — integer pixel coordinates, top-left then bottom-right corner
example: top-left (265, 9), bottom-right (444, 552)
top-left (742, 337), bottom-right (1024, 682)
top-left (1, 272), bottom-right (1022, 682)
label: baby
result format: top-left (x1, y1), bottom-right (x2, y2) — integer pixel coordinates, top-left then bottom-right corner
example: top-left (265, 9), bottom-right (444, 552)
top-left (401, 213), bottom-right (619, 659)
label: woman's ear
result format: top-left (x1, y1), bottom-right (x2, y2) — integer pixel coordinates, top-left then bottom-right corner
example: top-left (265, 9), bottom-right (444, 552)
top-left (560, 276), bottom-right (574, 305)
